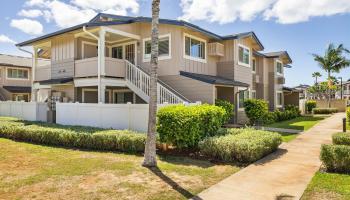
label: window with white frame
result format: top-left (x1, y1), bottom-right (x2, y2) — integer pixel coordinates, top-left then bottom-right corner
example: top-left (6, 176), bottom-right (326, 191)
top-left (251, 90), bottom-right (256, 99)
top-left (252, 58), bottom-right (256, 73)
top-left (7, 68), bottom-right (29, 79)
top-left (276, 91), bottom-right (283, 106)
top-left (184, 34), bottom-right (206, 61)
top-left (276, 60), bottom-right (283, 75)
top-left (238, 89), bottom-right (249, 109)
top-left (112, 46), bottom-right (123, 59)
top-left (143, 34), bottom-right (170, 61)
top-left (238, 45), bottom-right (250, 67)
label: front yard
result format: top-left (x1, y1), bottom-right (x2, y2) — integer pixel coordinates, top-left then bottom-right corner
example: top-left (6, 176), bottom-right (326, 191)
top-left (267, 116), bottom-right (327, 131)
top-left (302, 172), bottom-right (350, 200)
top-left (0, 138), bottom-right (239, 200)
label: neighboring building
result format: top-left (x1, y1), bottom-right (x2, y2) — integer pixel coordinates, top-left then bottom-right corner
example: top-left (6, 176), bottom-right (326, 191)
top-left (0, 54), bottom-right (48, 101)
top-left (335, 80), bottom-right (350, 100)
top-left (16, 13), bottom-right (292, 124)
top-left (283, 86), bottom-right (301, 107)
top-left (293, 84), bottom-right (311, 100)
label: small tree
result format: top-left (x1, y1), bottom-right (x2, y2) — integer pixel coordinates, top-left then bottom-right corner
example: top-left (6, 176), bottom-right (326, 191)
top-left (312, 72), bottom-right (322, 85)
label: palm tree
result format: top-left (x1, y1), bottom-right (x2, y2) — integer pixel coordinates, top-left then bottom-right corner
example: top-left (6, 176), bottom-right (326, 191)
top-left (312, 43), bottom-right (350, 107)
top-left (312, 72), bottom-right (322, 85)
top-left (143, 0), bottom-right (160, 167)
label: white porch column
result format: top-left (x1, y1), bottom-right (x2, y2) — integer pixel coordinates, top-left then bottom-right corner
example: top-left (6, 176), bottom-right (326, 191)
top-left (97, 28), bottom-right (106, 103)
top-left (31, 47), bottom-right (38, 102)
top-left (101, 84), bottom-right (106, 103)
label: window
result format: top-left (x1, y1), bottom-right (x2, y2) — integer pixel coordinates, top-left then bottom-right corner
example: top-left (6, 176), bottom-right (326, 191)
top-left (252, 58), bottom-right (256, 73)
top-left (238, 89), bottom-right (249, 109)
top-left (276, 92), bottom-right (283, 106)
top-left (238, 45), bottom-right (250, 67)
top-left (251, 90), bottom-right (256, 99)
top-left (143, 34), bottom-right (170, 61)
top-left (7, 68), bottom-right (29, 79)
top-left (276, 60), bottom-right (283, 74)
top-left (112, 46), bottom-right (123, 59)
top-left (184, 34), bottom-right (206, 61)
top-left (13, 94), bottom-right (29, 102)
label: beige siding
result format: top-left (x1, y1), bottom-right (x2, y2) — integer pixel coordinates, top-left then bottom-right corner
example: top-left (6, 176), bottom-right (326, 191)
top-left (75, 57), bottom-right (125, 78)
top-left (217, 61), bottom-right (234, 79)
top-left (51, 35), bottom-right (75, 79)
top-left (35, 64), bottom-right (51, 81)
top-left (160, 75), bottom-right (214, 104)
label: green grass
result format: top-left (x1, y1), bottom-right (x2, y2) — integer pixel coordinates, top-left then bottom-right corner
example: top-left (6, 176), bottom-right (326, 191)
top-left (302, 172), bottom-right (350, 200)
top-left (0, 138), bottom-right (240, 200)
top-left (279, 132), bottom-right (298, 142)
top-left (267, 116), bottom-right (327, 131)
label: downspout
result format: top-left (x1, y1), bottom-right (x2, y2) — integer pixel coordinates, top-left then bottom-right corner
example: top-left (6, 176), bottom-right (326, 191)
top-left (17, 46), bottom-right (35, 101)
top-left (83, 26), bottom-right (101, 102)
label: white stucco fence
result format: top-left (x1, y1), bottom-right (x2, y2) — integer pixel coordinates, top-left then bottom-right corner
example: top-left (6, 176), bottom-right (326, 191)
top-left (57, 102), bottom-right (201, 132)
top-left (0, 101), bottom-right (47, 122)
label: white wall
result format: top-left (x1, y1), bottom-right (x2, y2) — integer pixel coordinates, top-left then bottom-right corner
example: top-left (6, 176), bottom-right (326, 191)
top-left (56, 102), bottom-right (199, 132)
top-left (0, 101), bottom-right (47, 122)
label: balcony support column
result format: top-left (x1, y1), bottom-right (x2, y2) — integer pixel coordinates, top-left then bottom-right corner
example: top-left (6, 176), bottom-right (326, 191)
top-left (32, 47), bottom-right (38, 102)
top-left (98, 28), bottom-right (106, 103)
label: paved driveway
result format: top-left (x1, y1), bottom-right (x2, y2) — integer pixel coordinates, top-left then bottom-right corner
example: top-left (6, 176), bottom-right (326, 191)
top-left (194, 113), bottom-right (344, 200)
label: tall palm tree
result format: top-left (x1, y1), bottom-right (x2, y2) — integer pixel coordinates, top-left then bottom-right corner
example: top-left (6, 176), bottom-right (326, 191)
top-left (312, 72), bottom-right (322, 85)
top-left (312, 43), bottom-right (350, 107)
top-left (143, 0), bottom-right (160, 167)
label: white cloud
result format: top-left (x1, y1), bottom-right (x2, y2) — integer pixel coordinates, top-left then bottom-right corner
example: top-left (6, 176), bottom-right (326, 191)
top-left (18, 9), bottom-right (43, 18)
top-left (10, 19), bottom-right (43, 35)
top-left (179, 0), bottom-right (350, 24)
top-left (25, 0), bottom-right (46, 7)
top-left (72, 0), bottom-right (139, 14)
top-left (264, 0), bottom-right (350, 24)
top-left (0, 35), bottom-right (16, 44)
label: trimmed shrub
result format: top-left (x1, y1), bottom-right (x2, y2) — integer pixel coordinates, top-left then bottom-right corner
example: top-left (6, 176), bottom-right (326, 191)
top-left (0, 118), bottom-right (146, 152)
top-left (199, 128), bottom-right (282, 163)
top-left (157, 104), bottom-right (226, 148)
top-left (312, 108), bottom-right (338, 114)
top-left (244, 99), bottom-right (269, 125)
top-left (306, 100), bottom-right (317, 113)
top-left (320, 144), bottom-right (350, 173)
top-left (215, 99), bottom-right (234, 123)
top-left (332, 133), bottom-right (350, 145)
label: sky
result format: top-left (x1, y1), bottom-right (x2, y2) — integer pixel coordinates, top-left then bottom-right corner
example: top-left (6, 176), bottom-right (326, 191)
top-left (0, 0), bottom-right (350, 87)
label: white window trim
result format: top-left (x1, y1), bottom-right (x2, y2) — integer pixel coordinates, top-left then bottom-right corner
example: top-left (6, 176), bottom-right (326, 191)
top-left (112, 89), bottom-right (134, 104)
top-left (276, 91), bottom-right (283, 108)
top-left (237, 44), bottom-right (251, 68)
top-left (143, 33), bottom-right (172, 62)
top-left (237, 87), bottom-right (249, 111)
top-left (183, 32), bottom-right (207, 63)
top-left (110, 41), bottom-right (138, 65)
top-left (82, 41), bottom-right (111, 60)
top-left (276, 59), bottom-right (283, 76)
top-left (252, 58), bottom-right (256, 74)
top-left (6, 67), bottom-right (30, 81)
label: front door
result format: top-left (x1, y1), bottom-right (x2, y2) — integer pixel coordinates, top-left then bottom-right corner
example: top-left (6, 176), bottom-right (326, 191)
top-left (112, 42), bottom-right (136, 65)
top-left (125, 43), bottom-right (135, 64)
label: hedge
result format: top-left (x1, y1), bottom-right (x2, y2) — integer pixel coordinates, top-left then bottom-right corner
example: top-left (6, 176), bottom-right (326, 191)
top-left (215, 99), bottom-right (234, 124)
top-left (157, 104), bottom-right (226, 148)
top-left (0, 118), bottom-right (146, 152)
top-left (332, 133), bottom-right (350, 146)
top-left (347, 107), bottom-right (350, 122)
top-left (306, 100), bottom-right (317, 113)
top-left (312, 108), bottom-right (338, 114)
top-left (274, 105), bottom-right (301, 122)
top-left (320, 144), bottom-right (350, 173)
top-left (243, 99), bottom-right (269, 125)
top-left (199, 128), bottom-right (282, 163)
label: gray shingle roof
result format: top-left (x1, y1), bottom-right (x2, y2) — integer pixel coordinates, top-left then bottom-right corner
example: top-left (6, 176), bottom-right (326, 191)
top-left (0, 54), bottom-right (50, 68)
top-left (180, 71), bottom-right (249, 87)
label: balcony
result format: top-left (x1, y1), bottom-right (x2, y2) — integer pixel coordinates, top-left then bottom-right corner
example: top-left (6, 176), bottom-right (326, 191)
top-left (75, 57), bottom-right (126, 78)
top-left (35, 64), bottom-right (51, 82)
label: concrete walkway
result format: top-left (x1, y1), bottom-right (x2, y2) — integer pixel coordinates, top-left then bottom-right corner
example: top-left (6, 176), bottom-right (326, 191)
top-left (195, 113), bottom-right (344, 200)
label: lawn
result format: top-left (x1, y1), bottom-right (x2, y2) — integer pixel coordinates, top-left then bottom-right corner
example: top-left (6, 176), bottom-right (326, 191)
top-left (0, 138), bottom-right (239, 200)
top-left (302, 172), bottom-right (350, 200)
top-left (267, 116), bottom-right (327, 131)
top-left (279, 132), bottom-right (298, 142)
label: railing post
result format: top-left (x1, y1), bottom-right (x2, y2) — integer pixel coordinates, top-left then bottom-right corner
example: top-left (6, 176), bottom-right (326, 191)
top-left (343, 118), bottom-right (347, 133)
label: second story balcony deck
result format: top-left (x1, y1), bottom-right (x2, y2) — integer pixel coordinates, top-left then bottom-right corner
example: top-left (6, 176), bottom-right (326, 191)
top-left (75, 57), bottom-right (126, 78)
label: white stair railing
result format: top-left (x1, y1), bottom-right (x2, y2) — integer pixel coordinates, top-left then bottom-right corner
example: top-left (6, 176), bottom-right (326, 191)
top-left (125, 60), bottom-right (189, 104)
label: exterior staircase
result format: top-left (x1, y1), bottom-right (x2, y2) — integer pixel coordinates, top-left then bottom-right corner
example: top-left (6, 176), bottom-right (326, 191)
top-left (125, 61), bottom-right (190, 104)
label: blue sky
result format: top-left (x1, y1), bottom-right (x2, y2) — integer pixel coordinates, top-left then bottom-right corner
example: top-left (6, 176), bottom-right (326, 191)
top-left (1, 0), bottom-right (350, 87)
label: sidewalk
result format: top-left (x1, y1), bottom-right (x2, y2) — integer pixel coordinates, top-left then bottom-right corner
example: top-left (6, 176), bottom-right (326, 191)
top-left (195, 113), bottom-right (344, 200)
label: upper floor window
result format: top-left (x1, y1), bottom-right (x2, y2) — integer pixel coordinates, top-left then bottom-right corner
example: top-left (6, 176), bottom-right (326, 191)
top-left (238, 44), bottom-right (250, 67)
top-left (143, 34), bottom-right (171, 62)
top-left (7, 68), bottom-right (29, 80)
top-left (252, 58), bottom-right (256, 73)
top-left (184, 34), bottom-right (206, 62)
top-left (112, 46), bottom-right (123, 59)
top-left (276, 60), bottom-right (283, 75)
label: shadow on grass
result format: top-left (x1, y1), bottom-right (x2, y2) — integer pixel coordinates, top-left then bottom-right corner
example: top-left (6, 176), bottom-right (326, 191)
top-left (268, 116), bottom-right (326, 131)
top-left (147, 166), bottom-right (202, 200)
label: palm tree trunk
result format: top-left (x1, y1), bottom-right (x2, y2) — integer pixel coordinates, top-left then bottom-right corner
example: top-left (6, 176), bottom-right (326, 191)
top-left (143, 0), bottom-right (160, 167)
top-left (327, 71), bottom-right (331, 108)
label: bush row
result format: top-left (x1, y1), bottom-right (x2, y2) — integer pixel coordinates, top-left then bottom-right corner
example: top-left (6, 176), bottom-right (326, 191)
top-left (215, 99), bottom-right (234, 124)
top-left (0, 118), bottom-right (147, 152)
top-left (244, 99), bottom-right (300, 125)
top-left (157, 104), bottom-right (226, 148)
top-left (199, 128), bottom-right (282, 163)
top-left (312, 108), bottom-right (338, 114)
top-left (306, 100), bottom-right (317, 113)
